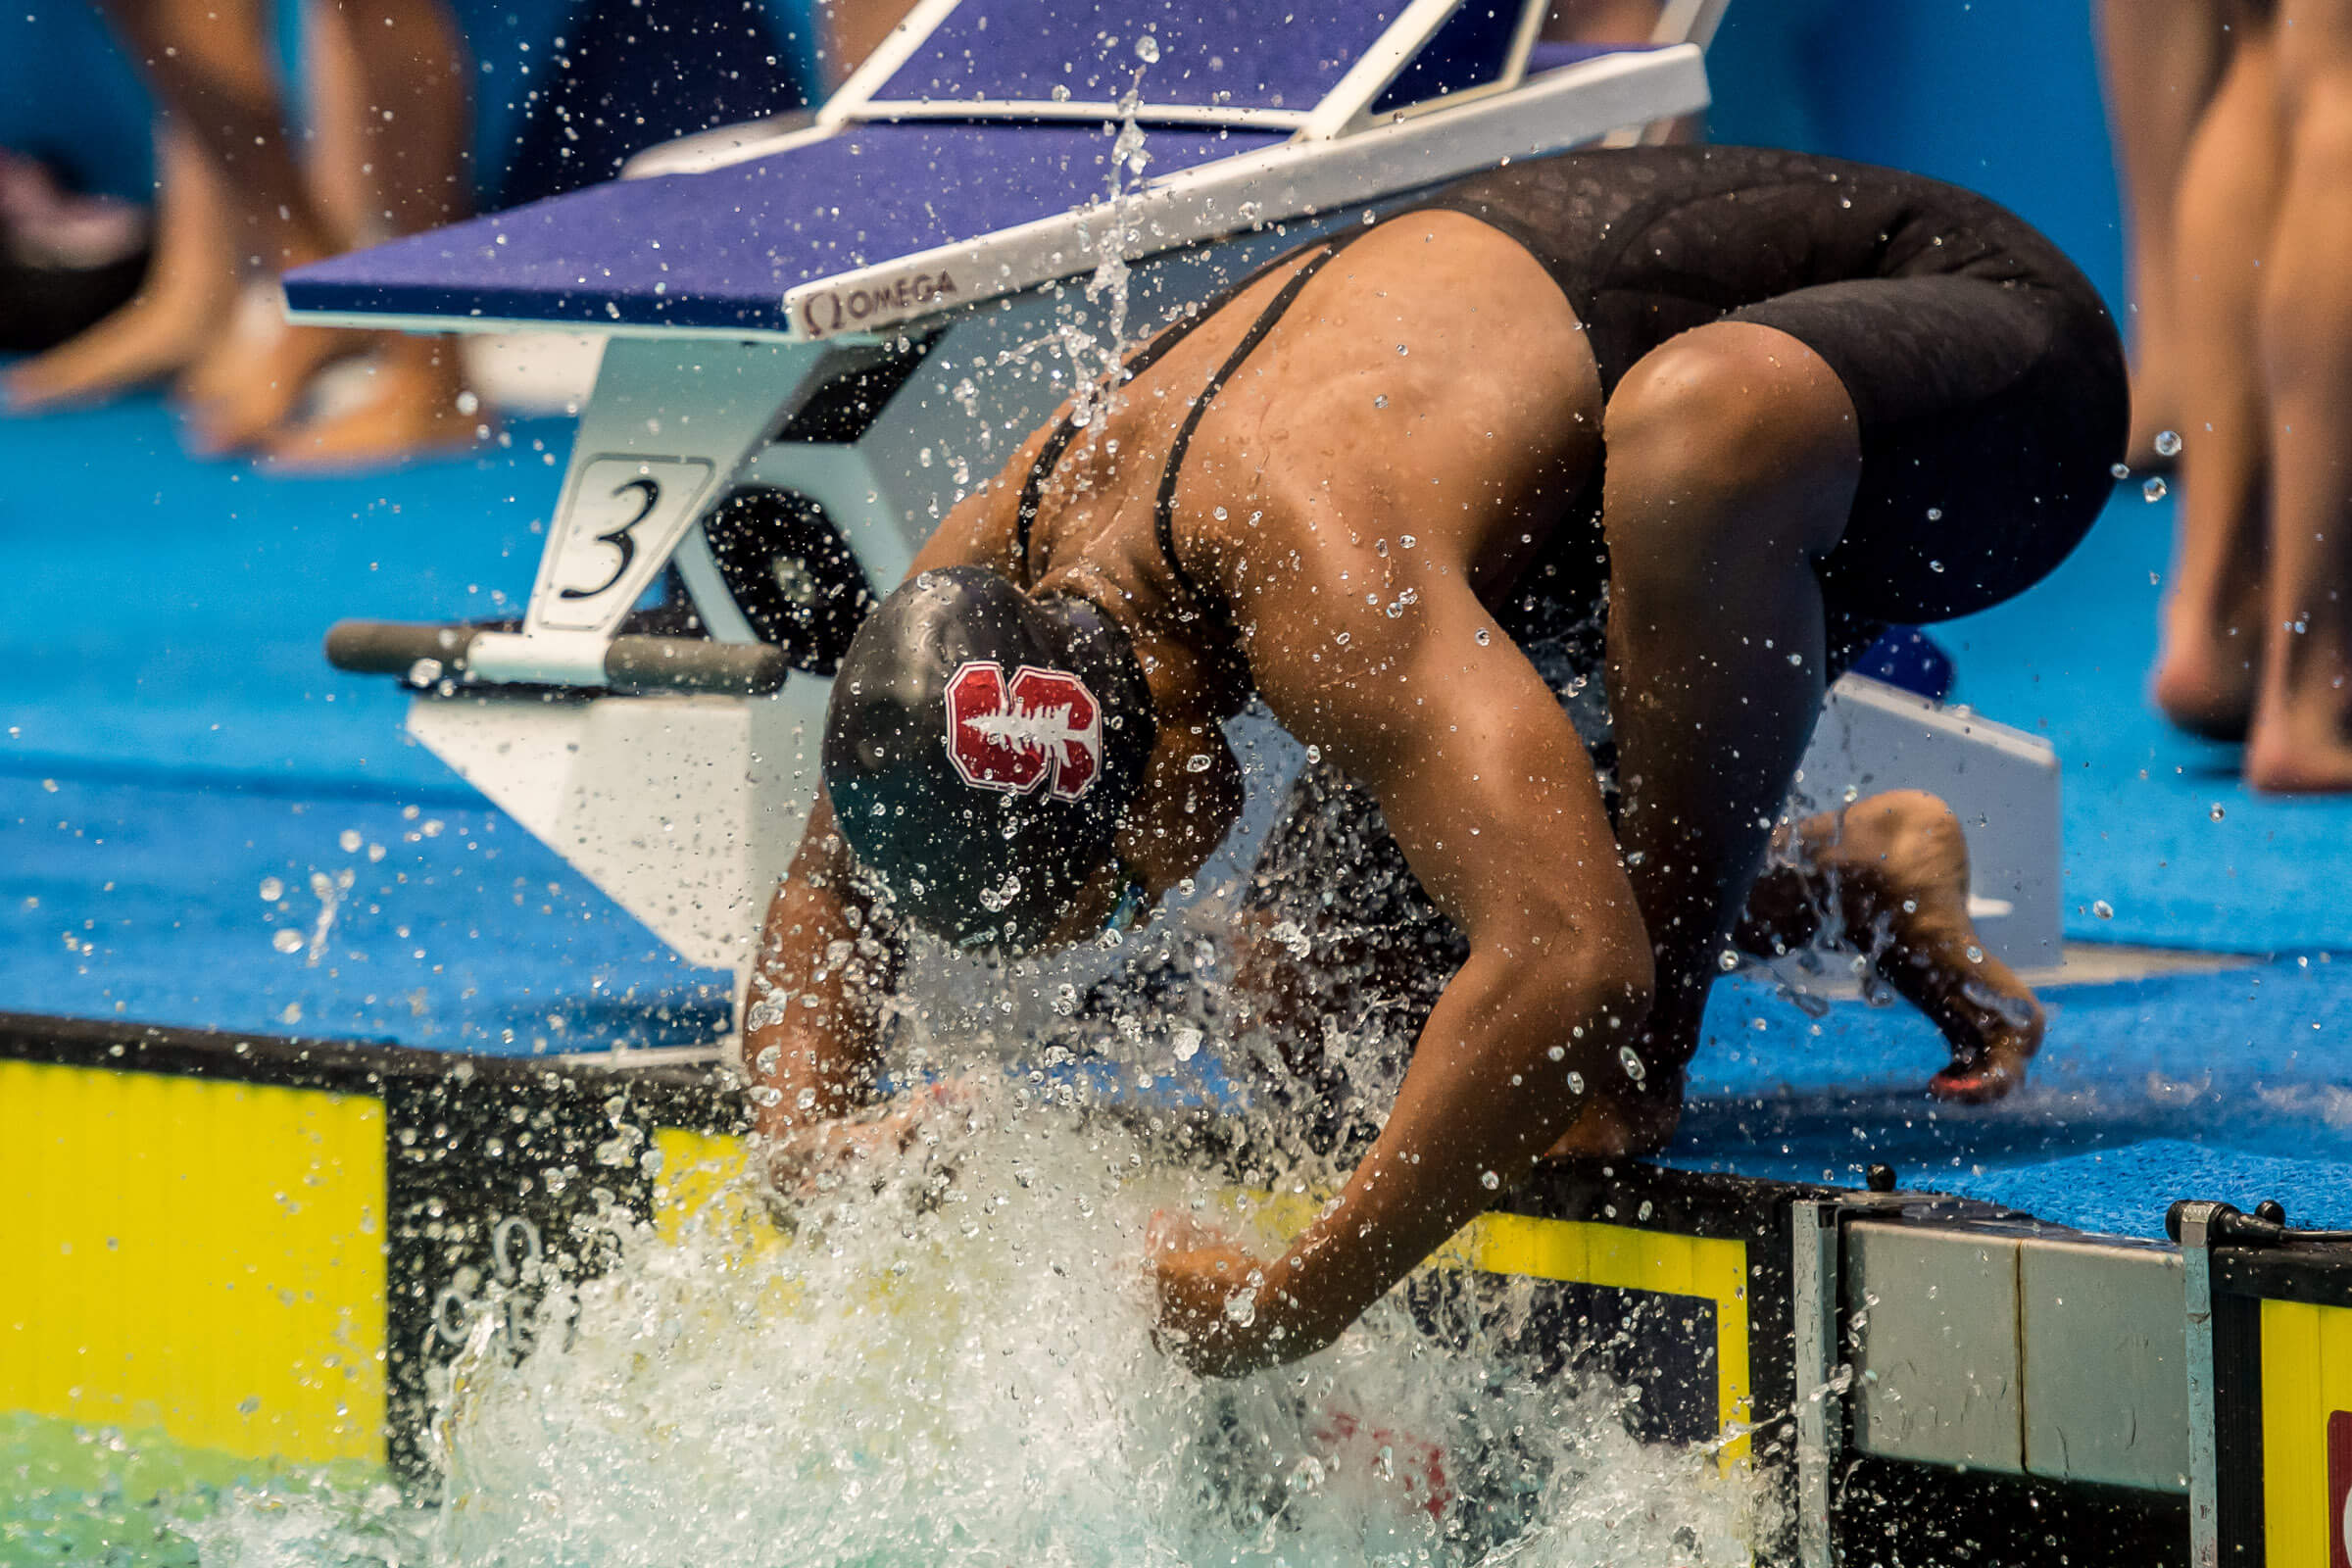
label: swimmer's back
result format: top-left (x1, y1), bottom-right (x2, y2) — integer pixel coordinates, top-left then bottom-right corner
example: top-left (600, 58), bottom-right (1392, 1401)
top-left (1417, 145), bottom-right (2095, 398)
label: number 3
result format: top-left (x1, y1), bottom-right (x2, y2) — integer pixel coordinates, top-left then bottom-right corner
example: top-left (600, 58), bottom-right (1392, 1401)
top-left (560, 476), bottom-right (660, 600)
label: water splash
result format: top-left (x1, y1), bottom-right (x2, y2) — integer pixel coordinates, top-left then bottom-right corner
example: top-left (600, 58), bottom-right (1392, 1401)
top-left (185, 1066), bottom-right (1760, 1567)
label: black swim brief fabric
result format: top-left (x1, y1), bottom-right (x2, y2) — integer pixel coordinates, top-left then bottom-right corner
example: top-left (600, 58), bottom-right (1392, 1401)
top-left (1415, 143), bottom-right (2129, 634)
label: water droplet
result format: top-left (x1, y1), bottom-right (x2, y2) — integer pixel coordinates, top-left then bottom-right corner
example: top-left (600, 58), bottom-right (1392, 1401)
top-left (1185, 753), bottom-right (1212, 773)
top-left (1224, 1288), bottom-right (1257, 1327)
top-left (1480, 1169), bottom-right (1501, 1190)
top-left (1396, 344), bottom-right (1408, 356)
top-left (1373, 394), bottom-right (1389, 409)
top-left (1788, 652), bottom-right (1803, 665)
top-left (2111, 462), bottom-right (2132, 480)
top-left (1474, 628), bottom-right (1491, 645)
top-left (2092, 899), bottom-right (2114, 920)
top-left (1566, 1071), bottom-right (1586, 1094)
top-left (1618, 1046), bottom-right (1646, 1083)
top-left (1926, 507), bottom-right (1943, 521)
top-left (1399, 534), bottom-right (1416, 549)
top-left (2210, 803), bottom-right (2226, 821)
top-left (271, 929), bottom-right (304, 955)
top-left (1718, 949), bottom-right (1741, 971)
top-left (1964, 945), bottom-right (1984, 963)
top-left (1928, 559), bottom-right (1945, 573)
top-left (339, 828), bottom-right (364, 854)
top-left (2142, 476), bottom-right (2168, 503)
top-left (1172, 1027), bottom-right (1201, 1061)
top-left (1546, 1045), bottom-right (1565, 1060)
top-left (1134, 32), bottom-right (1158, 62)
top-left (2155, 429), bottom-right (2183, 458)
top-left (1051, 82), bottom-right (1071, 101)
top-left (258, 876), bottom-right (284, 902)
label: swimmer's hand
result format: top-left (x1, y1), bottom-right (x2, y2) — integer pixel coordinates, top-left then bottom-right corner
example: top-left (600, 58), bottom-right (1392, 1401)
top-left (758, 1080), bottom-right (970, 1200)
top-left (1148, 1211), bottom-right (1323, 1377)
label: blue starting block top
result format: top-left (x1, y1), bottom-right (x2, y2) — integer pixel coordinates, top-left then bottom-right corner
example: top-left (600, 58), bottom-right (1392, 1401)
top-left (871, 0), bottom-right (1409, 112)
top-left (282, 0), bottom-right (1708, 342)
top-left (284, 123), bottom-right (1283, 336)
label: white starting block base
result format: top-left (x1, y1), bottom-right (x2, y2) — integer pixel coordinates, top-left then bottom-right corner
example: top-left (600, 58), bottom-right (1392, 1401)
top-left (407, 681), bottom-right (830, 980)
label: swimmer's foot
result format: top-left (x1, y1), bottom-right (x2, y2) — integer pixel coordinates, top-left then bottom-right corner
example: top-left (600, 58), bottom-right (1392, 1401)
top-left (1807, 790), bottom-right (2045, 1104)
top-left (175, 283), bottom-right (372, 455)
top-left (262, 336), bottom-right (483, 471)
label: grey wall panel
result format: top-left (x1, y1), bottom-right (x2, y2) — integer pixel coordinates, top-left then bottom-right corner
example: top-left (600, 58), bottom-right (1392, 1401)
top-left (2019, 1239), bottom-right (2190, 1494)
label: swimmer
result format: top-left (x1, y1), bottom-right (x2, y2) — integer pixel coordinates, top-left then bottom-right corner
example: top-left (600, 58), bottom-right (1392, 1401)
top-left (749, 146), bottom-right (2123, 1373)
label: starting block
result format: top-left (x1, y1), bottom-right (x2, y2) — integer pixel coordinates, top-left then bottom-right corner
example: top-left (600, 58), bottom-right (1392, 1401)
top-left (294, 0), bottom-right (2057, 1035)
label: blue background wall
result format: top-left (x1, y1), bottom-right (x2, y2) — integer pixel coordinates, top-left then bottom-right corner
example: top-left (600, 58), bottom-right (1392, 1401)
top-left (1707, 0), bottom-right (2126, 312)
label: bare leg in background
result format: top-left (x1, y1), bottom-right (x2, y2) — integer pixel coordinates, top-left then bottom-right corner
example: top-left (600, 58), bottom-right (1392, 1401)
top-left (2152, 2), bottom-right (2282, 742)
top-left (2094, 0), bottom-right (2229, 469)
top-left (2246, 0), bottom-right (2352, 788)
top-left (266, 0), bottom-right (477, 467)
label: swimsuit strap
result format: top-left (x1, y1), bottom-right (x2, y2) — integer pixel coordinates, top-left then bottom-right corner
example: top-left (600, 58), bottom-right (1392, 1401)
top-left (1155, 240), bottom-right (1348, 609)
top-left (1014, 297), bottom-right (1227, 580)
top-left (1013, 230), bottom-right (1361, 591)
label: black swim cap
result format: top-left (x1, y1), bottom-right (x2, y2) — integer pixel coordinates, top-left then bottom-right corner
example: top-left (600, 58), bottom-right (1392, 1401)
top-left (821, 565), bottom-right (1157, 953)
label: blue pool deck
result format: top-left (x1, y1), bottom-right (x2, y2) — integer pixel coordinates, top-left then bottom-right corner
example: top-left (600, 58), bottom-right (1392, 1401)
top-left (6, 391), bottom-right (2352, 1240)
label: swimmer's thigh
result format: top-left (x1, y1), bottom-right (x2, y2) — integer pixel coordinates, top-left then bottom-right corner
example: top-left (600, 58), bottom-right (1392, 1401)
top-left (1726, 273), bottom-right (2129, 626)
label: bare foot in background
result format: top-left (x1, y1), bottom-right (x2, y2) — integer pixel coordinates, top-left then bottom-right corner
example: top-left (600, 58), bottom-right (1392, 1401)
top-left (264, 334), bottom-right (481, 470)
top-left (4, 125), bottom-right (236, 411)
top-left (176, 284), bottom-right (374, 455)
top-left (2151, 578), bottom-right (2266, 743)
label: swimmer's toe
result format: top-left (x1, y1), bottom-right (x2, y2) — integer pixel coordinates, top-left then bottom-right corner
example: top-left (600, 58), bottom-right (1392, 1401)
top-left (1926, 1056), bottom-right (2026, 1105)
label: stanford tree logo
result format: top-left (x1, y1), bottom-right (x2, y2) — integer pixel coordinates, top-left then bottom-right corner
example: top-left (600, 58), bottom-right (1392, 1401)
top-left (944, 661), bottom-right (1102, 801)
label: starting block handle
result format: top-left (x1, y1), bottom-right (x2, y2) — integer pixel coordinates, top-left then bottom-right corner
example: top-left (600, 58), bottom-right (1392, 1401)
top-left (325, 619), bottom-right (788, 696)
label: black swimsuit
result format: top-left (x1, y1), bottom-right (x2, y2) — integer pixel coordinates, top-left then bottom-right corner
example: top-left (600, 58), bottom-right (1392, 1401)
top-left (1020, 145), bottom-right (2124, 663)
top-left (1420, 144), bottom-right (2126, 645)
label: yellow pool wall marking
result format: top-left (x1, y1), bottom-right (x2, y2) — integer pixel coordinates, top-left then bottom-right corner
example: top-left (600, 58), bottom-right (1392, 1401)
top-left (0, 1059), bottom-right (388, 1465)
top-left (1457, 1209), bottom-right (1752, 1468)
top-left (2260, 1297), bottom-right (2352, 1568)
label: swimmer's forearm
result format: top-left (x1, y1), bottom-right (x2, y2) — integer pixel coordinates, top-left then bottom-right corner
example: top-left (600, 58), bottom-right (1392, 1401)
top-left (744, 800), bottom-right (901, 1141)
top-left (1263, 947), bottom-right (1637, 1352)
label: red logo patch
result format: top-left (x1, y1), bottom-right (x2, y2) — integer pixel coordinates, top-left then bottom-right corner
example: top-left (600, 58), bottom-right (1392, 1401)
top-left (944, 661), bottom-right (1102, 801)
top-left (2329, 1409), bottom-right (2352, 1568)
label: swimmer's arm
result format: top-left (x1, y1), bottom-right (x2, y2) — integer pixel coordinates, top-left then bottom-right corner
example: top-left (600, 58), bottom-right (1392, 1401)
top-left (744, 792), bottom-right (904, 1145)
top-left (1170, 554), bottom-right (1649, 1369)
top-left (744, 437), bottom-right (1047, 1144)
